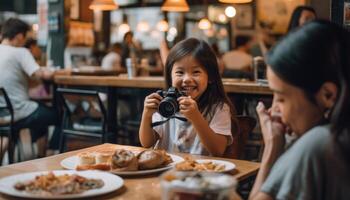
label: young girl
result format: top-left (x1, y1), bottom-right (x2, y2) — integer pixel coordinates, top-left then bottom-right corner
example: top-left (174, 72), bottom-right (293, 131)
top-left (139, 38), bottom-right (237, 156)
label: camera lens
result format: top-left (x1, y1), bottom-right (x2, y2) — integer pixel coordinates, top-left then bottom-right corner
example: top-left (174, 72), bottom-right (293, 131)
top-left (159, 97), bottom-right (178, 118)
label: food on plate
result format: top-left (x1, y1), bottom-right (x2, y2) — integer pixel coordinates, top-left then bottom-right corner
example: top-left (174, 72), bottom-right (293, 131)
top-left (111, 149), bottom-right (138, 171)
top-left (95, 152), bottom-right (112, 164)
top-left (137, 150), bottom-right (173, 170)
top-left (175, 157), bottom-right (226, 172)
top-left (14, 172), bottom-right (104, 196)
top-left (78, 152), bottom-right (95, 165)
top-left (73, 149), bottom-right (174, 172)
top-left (76, 152), bottom-right (111, 171)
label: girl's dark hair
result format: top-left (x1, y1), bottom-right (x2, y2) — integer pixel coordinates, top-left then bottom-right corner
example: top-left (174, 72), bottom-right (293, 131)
top-left (164, 38), bottom-right (237, 128)
top-left (267, 20), bottom-right (350, 167)
top-left (287, 6), bottom-right (316, 32)
top-left (1, 18), bottom-right (30, 40)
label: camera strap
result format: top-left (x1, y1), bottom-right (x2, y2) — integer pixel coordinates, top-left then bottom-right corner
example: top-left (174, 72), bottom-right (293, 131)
top-left (151, 116), bottom-right (187, 127)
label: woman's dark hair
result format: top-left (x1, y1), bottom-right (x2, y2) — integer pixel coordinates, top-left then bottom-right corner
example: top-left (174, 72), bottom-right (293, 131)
top-left (164, 38), bottom-right (238, 130)
top-left (287, 6), bottom-right (316, 32)
top-left (1, 18), bottom-right (30, 40)
top-left (123, 31), bottom-right (133, 41)
top-left (267, 20), bottom-right (350, 167)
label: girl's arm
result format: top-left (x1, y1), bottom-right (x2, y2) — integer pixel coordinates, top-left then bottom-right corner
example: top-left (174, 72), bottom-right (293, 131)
top-left (178, 96), bottom-right (228, 156)
top-left (139, 93), bottom-right (162, 148)
top-left (249, 102), bottom-right (286, 200)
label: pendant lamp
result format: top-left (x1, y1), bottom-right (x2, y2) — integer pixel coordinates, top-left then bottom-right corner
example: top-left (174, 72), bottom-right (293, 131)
top-left (89, 0), bottom-right (118, 11)
top-left (198, 18), bottom-right (212, 30)
top-left (219, 0), bottom-right (252, 3)
top-left (161, 0), bottom-right (189, 12)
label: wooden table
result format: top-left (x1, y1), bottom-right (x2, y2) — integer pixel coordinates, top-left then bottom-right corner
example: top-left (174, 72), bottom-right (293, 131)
top-left (54, 75), bottom-right (272, 95)
top-left (0, 143), bottom-right (260, 200)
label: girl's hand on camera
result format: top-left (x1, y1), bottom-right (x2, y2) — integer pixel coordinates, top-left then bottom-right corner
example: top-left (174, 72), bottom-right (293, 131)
top-left (178, 96), bottom-right (200, 122)
top-left (143, 93), bottom-right (163, 117)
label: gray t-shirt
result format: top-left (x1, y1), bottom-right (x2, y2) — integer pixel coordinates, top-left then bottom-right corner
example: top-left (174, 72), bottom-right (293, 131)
top-left (0, 44), bottom-right (39, 122)
top-left (261, 124), bottom-right (350, 200)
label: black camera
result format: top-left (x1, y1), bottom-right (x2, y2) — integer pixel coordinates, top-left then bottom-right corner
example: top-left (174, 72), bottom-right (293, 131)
top-left (157, 87), bottom-right (185, 118)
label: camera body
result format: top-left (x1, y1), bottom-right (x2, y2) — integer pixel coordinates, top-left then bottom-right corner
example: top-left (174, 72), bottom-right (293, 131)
top-left (157, 87), bottom-right (185, 118)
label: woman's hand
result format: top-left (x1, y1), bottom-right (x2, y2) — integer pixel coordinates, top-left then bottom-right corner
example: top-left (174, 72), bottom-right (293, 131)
top-left (256, 102), bottom-right (286, 154)
top-left (143, 93), bottom-right (163, 117)
top-left (178, 96), bottom-right (200, 122)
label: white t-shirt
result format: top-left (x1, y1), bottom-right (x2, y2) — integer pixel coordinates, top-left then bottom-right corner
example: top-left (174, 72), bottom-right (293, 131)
top-left (101, 52), bottom-right (121, 70)
top-left (152, 103), bottom-right (233, 156)
top-left (0, 45), bottom-right (39, 122)
top-left (222, 50), bottom-right (253, 71)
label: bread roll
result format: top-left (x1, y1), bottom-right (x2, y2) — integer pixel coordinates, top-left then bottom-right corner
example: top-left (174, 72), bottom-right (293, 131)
top-left (111, 149), bottom-right (138, 171)
top-left (95, 152), bottom-right (112, 164)
top-left (137, 150), bottom-right (165, 169)
top-left (77, 152), bottom-right (96, 165)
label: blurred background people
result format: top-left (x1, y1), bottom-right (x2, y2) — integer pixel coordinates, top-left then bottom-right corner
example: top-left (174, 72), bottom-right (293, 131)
top-left (0, 18), bottom-right (60, 159)
top-left (222, 35), bottom-right (253, 72)
top-left (101, 42), bottom-right (122, 71)
top-left (120, 31), bottom-right (142, 68)
top-left (24, 38), bottom-right (43, 65)
top-left (287, 5), bottom-right (317, 32)
top-left (250, 21), bottom-right (277, 58)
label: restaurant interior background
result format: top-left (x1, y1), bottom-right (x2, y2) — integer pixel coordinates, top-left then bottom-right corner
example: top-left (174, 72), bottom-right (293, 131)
top-left (0, 0), bottom-right (339, 69)
top-left (0, 0), bottom-right (348, 161)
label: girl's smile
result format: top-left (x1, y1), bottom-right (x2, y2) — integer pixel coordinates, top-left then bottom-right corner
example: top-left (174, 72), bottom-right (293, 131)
top-left (171, 56), bottom-right (208, 100)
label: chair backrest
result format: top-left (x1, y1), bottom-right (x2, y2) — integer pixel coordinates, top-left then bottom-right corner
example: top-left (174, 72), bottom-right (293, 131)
top-left (0, 87), bottom-right (14, 125)
top-left (56, 88), bottom-right (107, 129)
top-left (223, 115), bottom-right (256, 159)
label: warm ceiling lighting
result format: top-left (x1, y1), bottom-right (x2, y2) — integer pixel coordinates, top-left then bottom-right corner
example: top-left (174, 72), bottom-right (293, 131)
top-left (161, 0), bottom-right (189, 12)
top-left (225, 6), bottom-right (236, 18)
top-left (89, 0), bottom-right (118, 11)
top-left (219, 0), bottom-right (252, 3)
top-left (137, 21), bottom-right (150, 32)
top-left (156, 20), bottom-right (169, 32)
top-left (198, 18), bottom-right (212, 30)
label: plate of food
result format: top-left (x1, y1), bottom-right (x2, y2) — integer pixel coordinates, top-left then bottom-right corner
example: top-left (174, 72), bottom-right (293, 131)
top-left (175, 157), bottom-right (236, 172)
top-left (60, 149), bottom-right (184, 176)
top-left (0, 170), bottom-right (123, 199)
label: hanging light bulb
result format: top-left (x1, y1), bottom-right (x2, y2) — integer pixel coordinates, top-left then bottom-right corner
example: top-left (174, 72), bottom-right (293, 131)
top-left (225, 6), bottom-right (236, 18)
top-left (156, 19), bottom-right (169, 32)
top-left (198, 18), bottom-right (212, 30)
top-left (118, 23), bottom-right (130, 36)
top-left (161, 0), bottom-right (189, 12)
top-left (89, 0), bottom-right (118, 10)
top-left (137, 21), bottom-right (150, 32)
top-left (218, 14), bottom-right (228, 23)
top-left (219, 0), bottom-right (252, 3)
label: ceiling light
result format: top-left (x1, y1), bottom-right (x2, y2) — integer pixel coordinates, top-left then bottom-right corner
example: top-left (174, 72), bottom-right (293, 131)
top-left (198, 18), bottom-right (212, 30)
top-left (161, 0), bottom-right (189, 12)
top-left (89, 0), bottom-right (118, 11)
top-left (156, 20), bottom-right (169, 32)
top-left (219, 0), bottom-right (252, 3)
top-left (225, 6), bottom-right (236, 18)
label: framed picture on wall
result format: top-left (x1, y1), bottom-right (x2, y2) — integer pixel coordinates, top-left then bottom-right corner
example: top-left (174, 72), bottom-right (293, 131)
top-left (236, 4), bottom-right (254, 29)
top-left (344, 2), bottom-right (350, 26)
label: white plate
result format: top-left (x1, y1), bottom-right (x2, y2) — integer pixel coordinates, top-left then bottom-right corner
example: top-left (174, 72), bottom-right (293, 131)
top-left (195, 159), bottom-right (236, 172)
top-left (0, 170), bottom-right (123, 199)
top-left (60, 154), bottom-right (184, 176)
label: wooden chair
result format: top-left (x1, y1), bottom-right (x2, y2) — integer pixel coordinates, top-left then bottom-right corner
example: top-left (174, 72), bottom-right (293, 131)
top-left (56, 88), bottom-right (110, 152)
top-left (223, 115), bottom-right (257, 159)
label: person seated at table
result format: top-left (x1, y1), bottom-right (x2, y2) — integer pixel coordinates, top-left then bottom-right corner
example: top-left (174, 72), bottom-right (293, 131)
top-left (139, 38), bottom-right (238, 157)
top-left (101, 42), bottom-right (123, 72)
top-left (287, 5), bottom-right (317, 33)
top-left (0, 18), bottom-right (60, 158)
top-left (222, 35), bottom-right (253, 77)
top-left (249, 20), bottom-right (350, 199)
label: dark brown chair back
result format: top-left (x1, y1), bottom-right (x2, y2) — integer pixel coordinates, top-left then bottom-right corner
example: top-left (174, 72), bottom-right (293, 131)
top-left (223, 115), bottom-right (256, 159)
